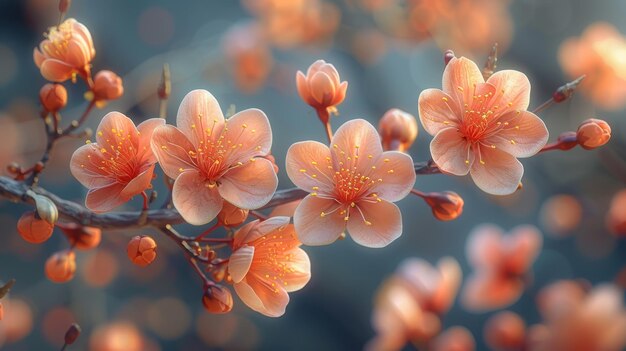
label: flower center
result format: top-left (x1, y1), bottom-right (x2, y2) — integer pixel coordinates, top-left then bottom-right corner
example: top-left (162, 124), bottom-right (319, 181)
top-left (43, 22), bottom-right (75, 59)
top-left (81, 128), bottom-right (140, 184)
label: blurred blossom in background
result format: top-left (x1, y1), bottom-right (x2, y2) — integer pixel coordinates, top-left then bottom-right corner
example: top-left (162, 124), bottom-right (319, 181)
top-left (0, 0), bottom-right (625, 350)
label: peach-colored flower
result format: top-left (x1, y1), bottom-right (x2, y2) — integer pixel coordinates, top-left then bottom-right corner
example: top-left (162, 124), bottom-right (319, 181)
top-left (286, 119), bottom-right (415, 248)
top-left (33, 18), bottom-right (96, 82)
top-left (419, 57), bottom-right (549, 195)
top-left (431, 326), bottom-right (476, 351)
top-left (577, 118), bottom-right (611, 150)
top-left (296, 60), bottom-right (348, 119)
top-left (559, 23), bottom-right (626, 110)
top-left (378, 108), bottom-right (418, 152)
top-left (461, 224), bottom-right (542, 312)
top-left (228, 216), bottom-right (311, 317)
top-left (223, 23), bottom-right (273, 93)
top-left (150, 89), bottom-right (278, 225)
top-left (483, 311), bottom-right (526, 350)
top-left (70, 112), bottom-right (164, 212)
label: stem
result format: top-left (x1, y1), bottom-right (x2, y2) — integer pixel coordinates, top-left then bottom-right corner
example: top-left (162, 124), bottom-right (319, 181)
top-left (316, 107), bottom-right (333, 142)
top-left (60, 344), bottom-right (68, 351)
top-left (141, 191), bottom-right (149, 211)
top-left (250, 210), bottom-right (268, 220)
top-left (324, 121), bottom-right (333, 142)
top-left (195, 222), bottom-right (220, 241)
top-left (62, 100), bottom-right (95, 136)
top-left (532, 98), bottom-right (554, 114)
top-left (159, 99), bottom-right (168, 119)
top-left (410, 189), bottom-right (426, 198)
top-left (200, 237), bottom-right (233, 244)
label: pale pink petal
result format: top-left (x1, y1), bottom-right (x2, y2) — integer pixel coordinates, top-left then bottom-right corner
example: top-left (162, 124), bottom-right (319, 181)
top-left (461, 272), bottom-right (523, 312)
top-left (40, 59), bottom-right (74, 82)
top-left (218, 158), bottom-right (277, 210)
top-left (369, 151), bottom-right (416, 202)
top-left (176, 89), bottom-right (225, 148)
top-left (228, 245), bottom-right (255, 283)
top-left (330, 119), bottom-right (383, 175)
top-left (268, 200), bottom-right (301, 218)
top-left (70, 144), bottom-right (115, 189)
top-left (136, 118), bottom-right (165, 163)
top-left (503, 225), bottom-right (542, 275)
top-left (294, 195), bottom-right (345, 245)
top-left (222, 108), bottom-right (272, 165)
top-left (418, 88), bottom-right (462, 135)
top-left (65, 39), bottom-right (90, 68)
top-left (85, 183), bottom-right (127, 212)
top-left (442, 57), bottom-right (485, 106)
top-left (234, 216), bottom-right (291, 247)
top-left (285, 141), bottom-right (335, 194)
top-left (33, 48), bottom-right (45, 68)
top-left (173, 171), bottom-right (223, 225)
top-left (470, 146), bottom-right (523, 195)
top-left (232, 220), bottom-right (258, 249)
top-left (430, 127), bottom-right (472, 176)
top-left (120, 165), bottom-right (155, 199)
top-left (150, 125), bottom-right (197, 179)
top-left (466, 224), bottom-right (504, 268)
top-left (432, 258), bottom-right (463, 314)
top-left (488, 111), bottom-right (548, 158)
top-left (234, 276), bottom-right (290, 317)
top-left (282, 248), bottom-right (311, 292)
top-left (348, 199), bottom-right (402, 248)
top-left (95, 112), bottom-right (139, 148)
top-left (310, 71), bottom-right (335, 105)
top-left (487, 70), bottom-right (531, 112)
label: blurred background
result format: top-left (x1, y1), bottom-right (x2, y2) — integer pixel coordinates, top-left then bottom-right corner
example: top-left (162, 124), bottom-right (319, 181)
top-left (0, 0), bottom-right (625, 350)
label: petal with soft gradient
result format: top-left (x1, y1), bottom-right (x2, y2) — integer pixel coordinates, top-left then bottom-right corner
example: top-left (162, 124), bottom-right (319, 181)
top-left (442, 57), bottom-right (484, 106)
top-left (466, 224), bottom-right (504, 268)
top-left (120, 165), bottom-right (155, 199)
top-left (33, 48), bottom-right (45, 67)
top-left (234, 276), bottom-right (290, 317)
top-left (136, 118), bottom-right (165, 163)
top-left (461, 272), bottom-right (523, 312)
top-left (418, 88), bottom-right (462, 135)
top-left (330, 119), bottom-right (383, 175)
top-left (430, 127), bottom-right (472, 176)
top-left (228, 245), bottom-right (255, 283)
top-left (348, 199), bottom-right (402, 248)
top-left (172, 171), bottom-right (223, 225)
top-left (85, 183), bottom-right (127, 212)
top-left (488, 111), bottom-right (548, 158)
top-left (70, 144), bottom-right (116, 189)
top-left (285, 141), bottom-right (334, 193)
top-left (294, 195), bottom-right (345, 246)
top-left (150, 125), bottom-right (197, 179)
top-left (487, 70), bottom-right (531, 112)
top-left (222, 108), bottom-right (273, 165)
top-left (281, 248), bottom-right (311, 292)
top-left (470, 146), bottom-right (523, 195)
top-left (503, 225), bottom-right (542, 275)
top-left (218, 158), bottom-right (277, 210)
top-left (310, 71), bottom-right (335, 105)
top-left (95, 112), bottom-right (139, 149)
top-left (176, 89), bottom-right (225, 148)
top-left (40, 59), bottom-right (74, 82)
top-left (369, 151), bottom-right (416, 202)
top-left (234, 216), bottom-right (291, 247)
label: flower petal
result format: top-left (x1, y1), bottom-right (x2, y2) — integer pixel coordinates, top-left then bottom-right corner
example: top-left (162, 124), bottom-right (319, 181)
top-left (461, 272), bottom-right (523, 312)
top-left (150, 125), bottom-right (197, 179)
top-left (369, 151), bottom-right (416, 202)
top-left (233, 216), bottom-right (291, 247)
top-left (85, 183), bottom-right (127, 212)
top-left (285, 141), bottom-right (334, 194)
top-left (234, 276), bottom-right (290, 317)
top-left (120, 164), bottom-right (155, 199)
top-left (430, 127), bottom-right (472, 176)
top-left (33, 48), bottom-right (45, 68)
top-left (418, 88), bottom-right (462, 135)
top-left (172, 170), bottom-right (223, 225)
top-left (136, 118), bottom-right (165, 163)
top-left (348, 199), bottom-right (402, 248)
top-left (488, 111), bottom-right (549, 158)
top-left (294, 195), bottom-right (345, 246)
top-left (218, 158), bottom-right (278, 210)
top-left (442, 57), bottom-right (485, 107)
top-left (176, 89), bottom-right (225, 148)
top-left (40, 59), bottom-right (74, 82)
top-left (282, 248), bottom-right (311, 292)
top-left (470, 146), bottom-right (523, 195)
top-left (70, 144), bottom-right (116, 189)
top-left (228, 245), bottom-right (255, 283)
top-left (330, 119), bottom-right (383, 175)
top-left (503, 225), bottom-right (542, 275)
top-left (466, 224), bottom-right (504, 268)
top-left (487, 69), bottom-right (531, 112)
top-left (95, 112), bottom-right (139, 149)
top-left (222, 108), bottom-right (273, 165)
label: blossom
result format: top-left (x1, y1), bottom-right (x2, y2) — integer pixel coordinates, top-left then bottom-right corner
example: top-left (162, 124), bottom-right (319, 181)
top-left (576, 118), bottom-right (611, 150)
top-left (418, 57), bottom-right (548, 195)
top-left (91, 70), bottom-right (124, 105)
top-left (39, 83), bottom-right (67, 113)
top-left (33, 18), bottom-right (96, 82)
top-left (150, 89), bottom-right (278, 225)
top-left (484, 311), bottom-right (526, 350)
top-left (227, 216), bottom-right (311, 317)
top-left (70, 112), bottom-right (164, 212)
top-left (17, 211), bottom-right (54, 244)
top-left (126, 235), bottom-right (157, 267)
top-left (378, 108), bottom-right (418, 152)
top-left (286, 118), bottom-right (415, 248)
top-left (45, 250), bottom-right (76, 283)
top-left (296, 60), bottom-right (348, 118)
top-left (223, 23), bottom-right (273, 93)
top-left (461, 224), bottom-right (542, 311)
top-left (431, 327), bottom-right (476, 351)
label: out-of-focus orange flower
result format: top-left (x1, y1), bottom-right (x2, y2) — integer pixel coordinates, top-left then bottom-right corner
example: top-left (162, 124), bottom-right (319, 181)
top-left (150, 90), bottom-right (278, 225)
top-left (532, 282), bottom-right (626, 351)
top-left (576, 118), bottom-right (611, 150)
top-left (607, 189), bottom-right (626, 236)
top-left (70, 112), bottom-right (164, 212)
top-left (431, 326), bottom-right (476, 351)
top-left (45, 250), bottom-right (76, 283)
top-left (461, 224), bottom-right (542, 311)
top-left (559, 23), bottom-right (626, 110)
top-left (202, 285), bottom-right (234, 314)
top-left (39, 83), bottom-right (67, 113)
top-left (378, 108), bottom-right (418, 152)
top-left (217, 202), bottom-right (249, 228)
top-left (89, 322), bottom-right (144, 351)
top-left (33, 18), bottom-right (95, 82)
top-left (223, 23), bottom-right (273, 93)
top-left (91, 70), bottom-right (124, 106)
top-left (228, 216), bottom-right (311, 317)
top-left (484, 311), bottom-right (526, 350)
top-left (57, 222), bottom-right (101, 250)
top-left (540, 194), bottom-right (583, 236)
top-left (0, 303), bottom-right (3, 321)
top-left (419, 57), bottom-right (548, 195)
top-left (17, 211), bottom-right (54, 244)
top-left (127, 235), bottom-right (157, 267)
top-left (286, 119), bottom-right (416, 248)
top-left (0, 298), bottom-right (33, 344)
top-left (296, 60), bottom-right (348, 121)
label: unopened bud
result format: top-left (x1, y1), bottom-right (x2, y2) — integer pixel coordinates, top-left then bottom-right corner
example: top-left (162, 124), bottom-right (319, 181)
top-left (217, 202), bottom-right (249, 227)
top-left (482, 43), bottom-right (498, 80)
top-left (45, 250), bottom-right (76, 283)
top-left (26, 190), bottom-right (58, 225)
top-left (0, 279), bottom-right (15, 299)
top-left (444, 50), bottom-right (455, 66)
top-left (577, 118), bottom-right (611, 150)
top-left (126, 235), bottom-right (157, 267)
top-left (296, 60), bottom-right (348, 121)
top-left (202, 285), bottom-right (234, 314)
top-left (40, 83), bottom-right (67, 113)
top-left (553, 75), bottom-right (585, 103)
top-left (92, 70), bottom-right (124, 103)
top-left (378, 108), bottom-right (418, 152)
top-left (58, 0), bottom-right (71, 14)
top-left (17, 211), bottom-right (54, 244)
top-left (484, 311), bottom-right (526, 350)
top-left (555, 131), bottom-right (578, 150)
top-left (57, 222), bottom-right (101, 250)
top-left (64, 323), bottom-right (81, 345)
top-left (158, 63), bottom-right (171, 100)
top-left (423, 191), bottom-right (464, 221)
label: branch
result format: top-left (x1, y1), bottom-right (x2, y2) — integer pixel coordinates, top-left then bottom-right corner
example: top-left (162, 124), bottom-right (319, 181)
top-left (0, 161), bottom-right (439, 229)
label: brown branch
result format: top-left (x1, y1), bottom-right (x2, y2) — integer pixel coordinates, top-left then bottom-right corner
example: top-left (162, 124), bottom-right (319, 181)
top-left (0, 161), bottom-right (439, 229)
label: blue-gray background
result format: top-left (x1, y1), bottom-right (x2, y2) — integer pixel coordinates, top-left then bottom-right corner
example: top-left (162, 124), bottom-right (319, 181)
top-left (0, 0), bottom-right (624, 350)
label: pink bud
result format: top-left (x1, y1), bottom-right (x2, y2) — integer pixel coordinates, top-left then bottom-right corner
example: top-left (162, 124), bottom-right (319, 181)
top-left (39, 83), bottom-right (67, 113)
top-left (296, 60), bottom-right (348, 119)
top-left (202, 285), bottom-right (233, 314)
top-left (484, 311), bottom-right (526, 350)
top-left (576, 118), bottom-right (611, 150)
top-left (378, 108), bottom-right (418, 152)
top-left (423, 191), bottom-right (464, 221)
top-left (93, 70), bottom-right (124, 102)
top-left (217, 202), bottom-right (249, 227)
top-left (64, 323), bottom-right (81, 345)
